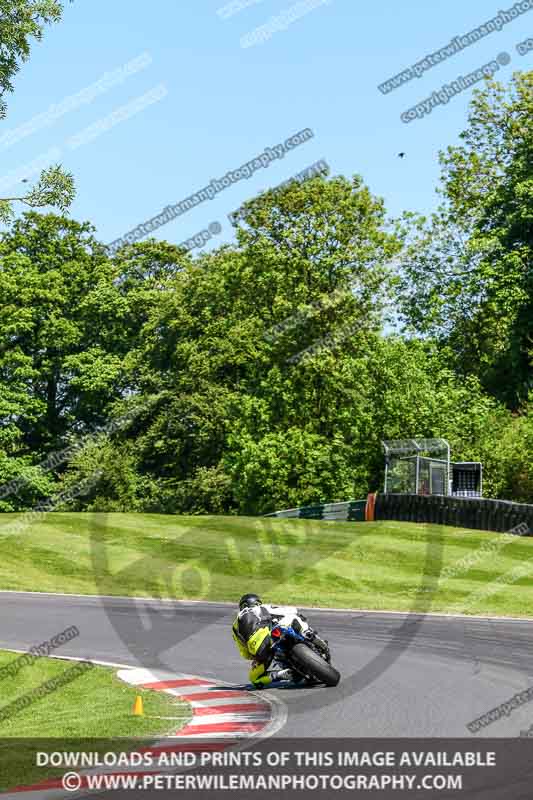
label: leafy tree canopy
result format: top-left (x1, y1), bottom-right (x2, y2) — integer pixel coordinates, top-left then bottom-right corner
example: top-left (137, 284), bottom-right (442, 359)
top-left (398, 71), bottom-right (533, 409)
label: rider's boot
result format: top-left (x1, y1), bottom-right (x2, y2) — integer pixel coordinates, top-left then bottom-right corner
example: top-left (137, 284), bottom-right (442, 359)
top-left (270, 667), bottom-right (294, 682)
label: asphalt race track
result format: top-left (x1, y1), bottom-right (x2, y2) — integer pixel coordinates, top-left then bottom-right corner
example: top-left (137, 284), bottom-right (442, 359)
top-left (2, 590), bottom-right (533, 738)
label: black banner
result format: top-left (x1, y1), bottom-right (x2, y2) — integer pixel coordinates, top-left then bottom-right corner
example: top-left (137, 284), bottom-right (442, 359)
top-left (375, 493), bottom-right (533, 535)
top-left (2, 737), bottom-right (533, 798)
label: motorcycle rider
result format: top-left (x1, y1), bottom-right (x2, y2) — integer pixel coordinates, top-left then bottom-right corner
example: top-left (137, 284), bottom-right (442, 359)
top-left (232, 593), bottom-right (328, 687)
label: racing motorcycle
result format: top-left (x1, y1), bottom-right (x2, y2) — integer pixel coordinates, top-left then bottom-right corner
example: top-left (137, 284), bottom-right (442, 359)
top-left (270, 624), bottom-right (340, 687)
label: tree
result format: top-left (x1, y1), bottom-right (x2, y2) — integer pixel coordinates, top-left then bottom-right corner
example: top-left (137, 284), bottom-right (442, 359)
top-left (0, 0), bottom-right (74, 223)
top-left (398, 71), bottom-right (533, 409)
top-left (0, 218), bottom-right (194, 508)
top-left (0, 213), bottom-right (127, 456)
top-left (59, 173), bottom-right (403, 513)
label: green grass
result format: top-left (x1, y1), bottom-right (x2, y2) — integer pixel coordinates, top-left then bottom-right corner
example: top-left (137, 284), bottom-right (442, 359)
top-left (0, 648), bottom-right (191, 789)
top-left (1, 512), bottom-right (533, 617)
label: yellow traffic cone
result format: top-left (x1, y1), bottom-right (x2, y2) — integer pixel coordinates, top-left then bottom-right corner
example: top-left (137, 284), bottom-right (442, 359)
top-left (132, 695), bottom-right (144, 716)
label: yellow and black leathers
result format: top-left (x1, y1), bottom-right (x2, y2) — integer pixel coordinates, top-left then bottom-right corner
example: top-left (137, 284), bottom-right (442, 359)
top-left (232, 604), bottom-right (274, 687)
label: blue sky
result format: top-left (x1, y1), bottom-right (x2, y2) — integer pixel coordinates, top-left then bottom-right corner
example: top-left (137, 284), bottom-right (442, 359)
top-left (1, 0), bottom-right (531, 251)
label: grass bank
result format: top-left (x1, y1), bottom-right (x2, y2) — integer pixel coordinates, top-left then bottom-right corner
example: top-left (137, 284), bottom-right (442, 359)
top-left (0, 512), bottom-right (532, 617)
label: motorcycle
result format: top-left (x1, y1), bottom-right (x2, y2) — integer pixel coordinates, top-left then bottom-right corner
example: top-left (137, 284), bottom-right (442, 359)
top-left (270, 624), bottom-right (340, 687)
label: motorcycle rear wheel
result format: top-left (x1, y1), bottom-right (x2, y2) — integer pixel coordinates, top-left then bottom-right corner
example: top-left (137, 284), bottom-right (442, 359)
top-left (290, 643), bottom-right (340, 687)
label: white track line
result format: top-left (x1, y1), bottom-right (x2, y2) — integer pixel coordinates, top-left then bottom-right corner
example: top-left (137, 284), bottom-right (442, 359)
top-left (0, 649), bottom-right (132, 669)
top-left (2, 588), bottom-right (533, 623)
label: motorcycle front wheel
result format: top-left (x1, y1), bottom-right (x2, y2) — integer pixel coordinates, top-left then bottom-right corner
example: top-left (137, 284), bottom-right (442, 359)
top-left (290, 643), bottom-right (340, 687)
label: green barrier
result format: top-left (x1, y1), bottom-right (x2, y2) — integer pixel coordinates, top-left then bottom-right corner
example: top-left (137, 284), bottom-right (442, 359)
top-left (298, 505), bottom-right (326, 520)
top-left (266, 499), bottom-right (367, 521)
top-left (347, 500), bottom-right (366, 521)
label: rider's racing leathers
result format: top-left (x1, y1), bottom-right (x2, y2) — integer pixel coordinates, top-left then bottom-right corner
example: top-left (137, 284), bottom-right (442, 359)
top-left (232, 603), bottom-right (312, 687)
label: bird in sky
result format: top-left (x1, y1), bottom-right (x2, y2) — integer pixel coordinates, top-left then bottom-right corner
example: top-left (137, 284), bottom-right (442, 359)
top-left (398, 152), bottom-right (406, 158)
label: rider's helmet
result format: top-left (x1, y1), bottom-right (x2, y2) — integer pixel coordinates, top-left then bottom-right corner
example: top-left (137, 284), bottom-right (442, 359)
top-left (239, 593), bottom-right (262, 611)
